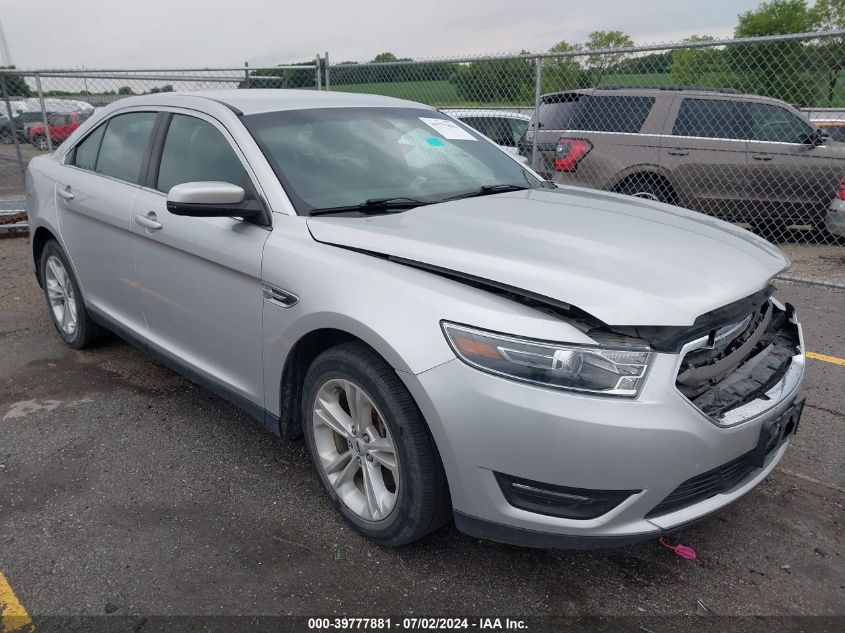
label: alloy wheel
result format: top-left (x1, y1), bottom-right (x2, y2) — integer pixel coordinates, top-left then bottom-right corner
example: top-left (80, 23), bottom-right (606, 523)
top-left (44, 255), bottom-right (78, 336)
top-left (311, 378), bottom-right (400, 521)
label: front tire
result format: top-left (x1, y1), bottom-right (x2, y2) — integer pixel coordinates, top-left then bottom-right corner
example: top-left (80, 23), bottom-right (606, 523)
top-left (302, 342), bottom-right (450, 546)
top-left (33, 135), bottom-right (49, 151)
top-left (40, 240), bottom-right (101, 349)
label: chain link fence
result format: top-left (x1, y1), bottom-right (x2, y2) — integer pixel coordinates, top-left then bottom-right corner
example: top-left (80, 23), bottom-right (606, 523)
top-left (1, 33), bottom-right (844, 276)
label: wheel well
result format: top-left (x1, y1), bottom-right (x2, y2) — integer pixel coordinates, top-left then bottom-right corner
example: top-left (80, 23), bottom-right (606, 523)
top-left (278, 328), bottom-right (361, 439)
top-left (613, 172), bottom-right (676, 202)
top-left (31, 227), bottom-right (57, 287)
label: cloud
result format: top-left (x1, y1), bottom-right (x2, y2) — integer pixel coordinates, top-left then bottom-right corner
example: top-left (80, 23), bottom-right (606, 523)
top-left (3, 0), bottom-right (762, 69)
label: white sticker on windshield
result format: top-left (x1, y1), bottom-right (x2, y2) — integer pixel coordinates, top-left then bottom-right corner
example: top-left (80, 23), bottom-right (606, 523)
top-left (419, 117), bottom-right (477, 141)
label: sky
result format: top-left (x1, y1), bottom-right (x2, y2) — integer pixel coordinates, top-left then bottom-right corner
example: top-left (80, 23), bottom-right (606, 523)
top-left (2, 0), bottom-right (767, 69)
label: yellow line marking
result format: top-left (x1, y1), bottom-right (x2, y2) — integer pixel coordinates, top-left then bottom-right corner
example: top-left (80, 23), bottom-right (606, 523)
top-left (0, 570), bottom-right (33, 633)
top-left (807, 352), bottom-right (845, 367)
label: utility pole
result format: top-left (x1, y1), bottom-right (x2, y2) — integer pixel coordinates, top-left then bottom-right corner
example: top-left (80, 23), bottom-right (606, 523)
top-left (0, 21), bottom-right (13, 67)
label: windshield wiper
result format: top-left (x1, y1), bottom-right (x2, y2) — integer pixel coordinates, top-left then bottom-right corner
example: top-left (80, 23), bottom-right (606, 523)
top-left (309, 197), bottom-right (430, 217)
top-left (440, 184), bottom-right (531, 202)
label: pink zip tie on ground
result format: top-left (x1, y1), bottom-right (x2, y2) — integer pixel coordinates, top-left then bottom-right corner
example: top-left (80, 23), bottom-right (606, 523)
top-left (659, 537), bottom-right (697, 560)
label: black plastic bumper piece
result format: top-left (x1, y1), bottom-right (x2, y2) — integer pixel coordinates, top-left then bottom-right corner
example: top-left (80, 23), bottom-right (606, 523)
top-left (494, 472), bottom-right (639, 520)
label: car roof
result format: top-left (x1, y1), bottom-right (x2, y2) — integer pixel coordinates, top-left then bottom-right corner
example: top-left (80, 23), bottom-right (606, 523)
top-left (441, 108), bottom-right (531, 120)
top-left (110, 89), bottom-right (433, 115)
top-left (540, 87), bottom-right (782, 101)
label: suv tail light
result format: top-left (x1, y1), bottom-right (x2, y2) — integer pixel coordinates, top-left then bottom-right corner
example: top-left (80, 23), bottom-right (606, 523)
top-left (836, 175), bottom-right (845, 201)
top-left (554, 138), bottom-right (592, 172)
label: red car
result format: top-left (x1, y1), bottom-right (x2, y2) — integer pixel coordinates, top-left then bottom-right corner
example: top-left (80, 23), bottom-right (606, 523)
top-left (28, 111), bottom-right (93, 150)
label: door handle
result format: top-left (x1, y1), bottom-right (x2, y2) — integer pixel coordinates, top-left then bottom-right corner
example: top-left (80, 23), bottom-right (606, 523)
top-left (135, 212), bottom-right (162, 231)
top-left (752, 154), bottom-right (774, 161)
top-left (57, 186), bottom-right (74, 200)
top-left (667, 150), bottom-right (690, 156)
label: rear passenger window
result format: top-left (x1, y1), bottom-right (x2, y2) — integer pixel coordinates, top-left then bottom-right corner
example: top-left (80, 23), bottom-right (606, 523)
top-left (571, 96), bottom-right (654, 133)
top-left (72, 123), bottom-right (106, 171)
top-left (673, 99), bottom-right (746, 140)
top-left (95, 112), bottom-right (157, 183)
top-left (157, 114), bottom-right (248, 193)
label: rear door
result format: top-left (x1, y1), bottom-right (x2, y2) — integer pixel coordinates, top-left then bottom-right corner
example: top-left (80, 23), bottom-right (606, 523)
top-left (50, 114), bottom-right (74, 142)
top-left (56, 110), bottom-right (157, 333)
top-left (745, 101), bottom-right (844, 224)
top-left (130, 111), bottom-right (271, 406)
top-left (661, 97), bottom-right (749, 218)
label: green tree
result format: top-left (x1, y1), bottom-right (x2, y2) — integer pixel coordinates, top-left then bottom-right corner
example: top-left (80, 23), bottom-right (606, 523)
top-left (117, 86), bottom-right (134, 95)
top-left (543, 41), bottom-right (588, 92)
top-left (670, 35), bottom-right (727, 87)
top-left (811, 0), bottom-right (845, 104)
top-left (732, 0), bottom-right (818, 104)
top-left (372, 52), bottom-right (398, 63)
top-left (450, 56), bottom-right (536, 104)
top-left (584, 30), bottom-right (634, 82)
top-left (0, 67), bottom-right (32, 98)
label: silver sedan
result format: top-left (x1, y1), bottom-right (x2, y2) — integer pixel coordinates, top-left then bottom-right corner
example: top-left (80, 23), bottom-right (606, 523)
top-left (25, 90), bottom-right (805, 548)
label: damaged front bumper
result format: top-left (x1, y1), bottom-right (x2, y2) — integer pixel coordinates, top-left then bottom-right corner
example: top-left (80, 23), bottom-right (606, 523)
top-left (399, 297), bottom-right (805, 549)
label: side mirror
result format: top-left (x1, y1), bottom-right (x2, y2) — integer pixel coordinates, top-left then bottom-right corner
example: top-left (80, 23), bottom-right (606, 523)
top-left (804, 128), bottom-right (829, 147)
top-left (166, 181), bottom-right (262, 218)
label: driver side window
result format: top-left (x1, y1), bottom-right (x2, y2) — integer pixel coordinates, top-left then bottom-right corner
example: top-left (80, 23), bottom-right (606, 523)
top-left (748, 103), bottom-right (813, 143)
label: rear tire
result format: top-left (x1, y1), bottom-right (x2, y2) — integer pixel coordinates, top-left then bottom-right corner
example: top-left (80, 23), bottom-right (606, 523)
top-left (0, 131), bottom-right (12, 145)
top-left (39, 240), bottom-right (102, 349)
top-left (33, 135), bottom-right (49, 151)
top-left (302, 341), bottom-right (451, 546)
top-left (615, 176), bottom-right (674, 204)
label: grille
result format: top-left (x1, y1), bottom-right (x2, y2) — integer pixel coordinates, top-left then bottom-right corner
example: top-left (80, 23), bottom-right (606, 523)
top-left (645, 451), bottom-right (757, 518)
top-left (646, 399), bottom-right (802, 518)
top-left (676, 299), bottom-right (800, 421)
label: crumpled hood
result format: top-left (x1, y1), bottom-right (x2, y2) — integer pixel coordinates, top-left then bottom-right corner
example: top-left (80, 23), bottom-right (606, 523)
top-left (306, 187), bottom-right (788, 326)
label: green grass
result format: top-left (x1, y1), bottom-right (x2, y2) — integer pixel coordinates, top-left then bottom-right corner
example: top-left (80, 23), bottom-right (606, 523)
top-left (328, 72), bottom-right (845, 109)
top-left (329, 80), bottom-right (458, 105)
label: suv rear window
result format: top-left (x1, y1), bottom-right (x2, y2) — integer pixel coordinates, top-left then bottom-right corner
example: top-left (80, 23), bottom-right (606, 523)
top-left (537, 94), bottom-right (654, 133)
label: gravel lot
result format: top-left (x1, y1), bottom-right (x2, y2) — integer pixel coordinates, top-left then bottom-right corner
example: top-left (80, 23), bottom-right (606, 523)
top-left (0, 235), bottom-right (843, 620)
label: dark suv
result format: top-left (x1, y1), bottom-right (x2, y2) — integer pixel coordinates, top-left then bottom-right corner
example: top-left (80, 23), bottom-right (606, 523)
top-left (0, 111), bottom-right (49, 144)
top-left (521, 87), bottom-right (845, 229)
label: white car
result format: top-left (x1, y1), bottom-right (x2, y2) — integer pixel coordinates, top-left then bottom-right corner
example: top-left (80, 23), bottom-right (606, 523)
top-left (827, 196), bottom-right (845, 237)
top-left (441, 109), bottom-right (530, 156)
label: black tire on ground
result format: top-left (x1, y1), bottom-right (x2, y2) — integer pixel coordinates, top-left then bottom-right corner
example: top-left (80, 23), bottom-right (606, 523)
top-left (302, 341), bottom-right (451, 546)
top-left (750, 218), bottom-right (789, 242)
top-left (33, 135), bottom-right (49, 151)
top-left (614, 177), bottom-right (673, 204)
top-left (0, 131), bottom-right (12, 144)
top-left (39, 239), bottom-right (102, 349)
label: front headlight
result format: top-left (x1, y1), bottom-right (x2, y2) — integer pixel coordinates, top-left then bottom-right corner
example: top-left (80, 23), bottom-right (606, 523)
top-left (442, 322), bottom-right (653, 397)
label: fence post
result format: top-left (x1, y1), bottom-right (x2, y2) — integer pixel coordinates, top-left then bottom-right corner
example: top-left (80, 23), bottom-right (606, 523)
top-left (315, 54), bottom-right (322, 91)
top-left (244, 61), bottom-right (250, 88)
top-left (324, 51), bottom-right (330, 90)
top-left (531, 56), bottom-right (543, 172)
top-left (34, 73), bottom-right (53, 152)
top-left (0, 74), bottom-right (25, 183)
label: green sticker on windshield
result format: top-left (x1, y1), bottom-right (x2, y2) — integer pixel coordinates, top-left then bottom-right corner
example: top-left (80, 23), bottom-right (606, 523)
top-left (426, 136), bottom-right (445, 147)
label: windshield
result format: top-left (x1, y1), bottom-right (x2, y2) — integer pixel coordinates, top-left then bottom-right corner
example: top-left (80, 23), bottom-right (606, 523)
top-left (243, 107), bottom-right (540, 215)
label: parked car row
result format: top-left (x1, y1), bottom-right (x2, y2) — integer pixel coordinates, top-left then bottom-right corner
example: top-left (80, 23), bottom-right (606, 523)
top-left (458, 86), bottom-right (845, 238)
top-left (1, 110), bottom-right (94, 150)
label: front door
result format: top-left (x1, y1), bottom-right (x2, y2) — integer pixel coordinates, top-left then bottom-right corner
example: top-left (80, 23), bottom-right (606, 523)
top-left (131, 111), bottom-right (270, 405)
top-left (661, 96), bottom-right (749, 219)
top-left (745, 101), bottom-right (845, 224)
